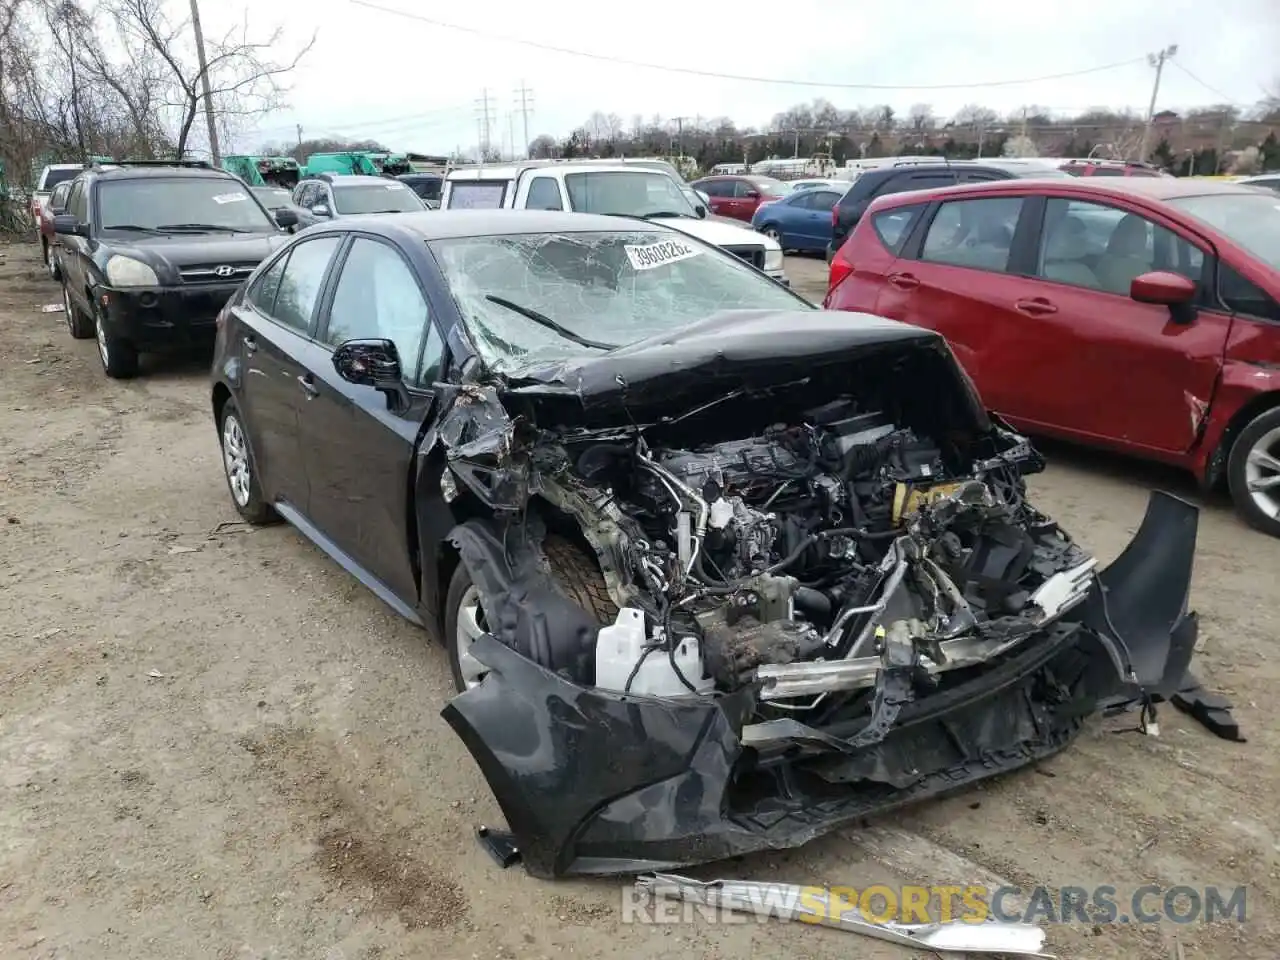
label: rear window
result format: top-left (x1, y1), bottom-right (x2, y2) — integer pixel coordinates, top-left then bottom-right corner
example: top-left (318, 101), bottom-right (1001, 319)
top-left (1088, 167), bottom-right (1126, 177)
top-left (448, 180), bottom-right (507, 210)
top-left (872, 206), bottom-right (924, 254)
top-left (42, 167), bottom-right (80, 190)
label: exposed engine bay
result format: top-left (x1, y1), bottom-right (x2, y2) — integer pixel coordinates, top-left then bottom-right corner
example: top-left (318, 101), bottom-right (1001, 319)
top-left (435, 309), bottom-right (1236, 879)
top-left (510, 396), bottom-right (1098, 732)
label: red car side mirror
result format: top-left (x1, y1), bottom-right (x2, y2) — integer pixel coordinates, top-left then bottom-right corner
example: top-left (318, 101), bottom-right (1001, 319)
top-left (745, 190), bottom-right (760, 199)
top-left (1130, 271), bottom-right (1196, 306)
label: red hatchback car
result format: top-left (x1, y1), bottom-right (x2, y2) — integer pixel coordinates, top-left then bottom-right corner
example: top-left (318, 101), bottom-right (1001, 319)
top-left (689, 175), bottom-right (793, 222)
top-left (825, 177), bottom-right (1280, 535)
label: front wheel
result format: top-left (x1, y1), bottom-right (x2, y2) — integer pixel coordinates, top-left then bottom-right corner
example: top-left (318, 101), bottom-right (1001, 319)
top-left (443, 535), bottom-right (618, 693)
top-left (63, 281), bottom-right (94, 340)
top-left (93, 301), bottom-right (139, 379)
top-left (1227, 406), bottom-right (1280, 537)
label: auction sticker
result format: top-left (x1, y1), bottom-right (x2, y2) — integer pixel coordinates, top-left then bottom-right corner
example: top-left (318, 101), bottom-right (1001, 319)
top-left (624, 238), bottom-right (701, 271)
top-left (212, 192), bottom-right (247, 204)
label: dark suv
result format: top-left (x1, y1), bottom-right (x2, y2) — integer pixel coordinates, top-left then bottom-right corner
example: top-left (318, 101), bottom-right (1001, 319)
top-left (54, 160), bottom-right (298, 379)
top-left (827, 163), bottom-right (1029, 262)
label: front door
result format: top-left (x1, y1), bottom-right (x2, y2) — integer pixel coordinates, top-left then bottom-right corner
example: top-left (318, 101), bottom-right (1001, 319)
top-left (991, 196), bottom-right (1229, 454)
top-left (232, 234), bottom-right (343, 512)
top-left (301, 235), bottom-right (447, 607)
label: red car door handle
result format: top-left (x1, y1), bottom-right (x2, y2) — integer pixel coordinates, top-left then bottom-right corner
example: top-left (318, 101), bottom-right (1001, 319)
top-left (1015, 298), bottom-right (1058, 316)
top-left (887, 273), bottom-right (919, 290)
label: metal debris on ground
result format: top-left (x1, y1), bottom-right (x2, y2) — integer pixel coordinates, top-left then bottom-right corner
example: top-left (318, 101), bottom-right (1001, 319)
top-left (41, 303), bottom-right (63, 313)
top-left (634, 874), bottom-right (1051, 957)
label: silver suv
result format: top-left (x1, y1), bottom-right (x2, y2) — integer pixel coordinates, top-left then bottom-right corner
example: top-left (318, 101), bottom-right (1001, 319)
top-left (290, 174), bottom-right (425, 228)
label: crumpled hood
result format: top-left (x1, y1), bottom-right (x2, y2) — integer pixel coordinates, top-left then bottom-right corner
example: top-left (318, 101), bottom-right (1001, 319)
top-left (499, 308), bottom-right (990, 431)
top-left (659, 216), bottom-right (781, 253)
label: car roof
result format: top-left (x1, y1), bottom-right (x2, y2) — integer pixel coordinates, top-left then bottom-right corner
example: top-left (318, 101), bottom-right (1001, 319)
top-left (883, 175), bottom-right (1261, 205)
top-left (311, 209), bottom-right (669, 240)
top-left (311, 175), bottom-right (393, 186)
top-left (90, 165), bottom-right (236, 182)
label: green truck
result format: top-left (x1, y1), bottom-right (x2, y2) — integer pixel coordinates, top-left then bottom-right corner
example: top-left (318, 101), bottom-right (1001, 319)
top-left (222, 155), bottom-right (301, 188)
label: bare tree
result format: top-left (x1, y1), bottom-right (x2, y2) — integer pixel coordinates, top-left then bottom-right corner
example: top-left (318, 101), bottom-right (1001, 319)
top-left (953, 104), bottom-right (999, 128)
top-left (604, 112), bottom-right (624, 141)
top-left (907, 103), bottom-right (933, 132)
top-left (104, 0), bottom-right (314, 158)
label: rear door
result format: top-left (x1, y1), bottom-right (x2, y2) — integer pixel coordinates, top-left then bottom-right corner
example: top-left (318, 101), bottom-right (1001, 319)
top-left (302, 235), bottom-right (447, 607)
top-left (231, 234), bottom-right (343, 513)
top-left (871, 192), bottom-right (1038, 413)
top-left (795, 189), bottom-right (841, 250)
top-left (699, 179), bottom-right (734, 217)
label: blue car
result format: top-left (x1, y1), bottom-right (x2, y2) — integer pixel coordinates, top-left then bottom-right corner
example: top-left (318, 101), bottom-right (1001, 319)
top-left (750, 185), bottom-right (846, 253)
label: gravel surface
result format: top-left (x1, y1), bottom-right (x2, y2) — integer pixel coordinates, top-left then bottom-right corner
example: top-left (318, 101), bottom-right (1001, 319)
top-left (1, 242), bottom-right (1276, 960)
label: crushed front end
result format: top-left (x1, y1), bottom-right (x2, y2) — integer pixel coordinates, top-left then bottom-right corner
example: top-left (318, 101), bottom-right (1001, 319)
top-left (436, 313), bottom-right (1239, 879)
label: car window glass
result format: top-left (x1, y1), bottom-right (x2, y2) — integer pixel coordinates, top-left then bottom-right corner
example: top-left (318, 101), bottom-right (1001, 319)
top-left (448, 180), bottom-right (507, 209)
top-left (326, 238), bottom-right (431, 382)
top-left (1035, 198), bottom-right (1204, 296)
top-left (1218, 263), bottom-right (1280, 322)
top-left (701, 181), bottom-right (729, 198)
top-left (526, 177), bottom-right (564, 210)
top-left (1089, 167), bottom-right (1126, 177)
top-left (733, 180), bottom-right (757, 198)
top-left (809, 190), bottom-right (840, 209)
top-left (50, 181), bottom-right (72, 211)
top-left (272, 236), bottom-right (341, 333)
top-left (872, 206), bottom-right (923, 254)
top-left (921, 197), bottom-right (1024, 273)
top-left (68, 182), bottom-right (86, 220)
top-left (248, 253), bottom-right (289, 314)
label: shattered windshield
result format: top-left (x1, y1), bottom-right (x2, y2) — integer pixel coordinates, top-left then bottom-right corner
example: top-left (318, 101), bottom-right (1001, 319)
top-left (428, 230), bottom-right (812, 371)
top-left (563, 171), bottom-right (698, 218)
top-left (333, 182), bottom-right (424, 215)
top-left (1167, 193), bottom-right (1280, 269)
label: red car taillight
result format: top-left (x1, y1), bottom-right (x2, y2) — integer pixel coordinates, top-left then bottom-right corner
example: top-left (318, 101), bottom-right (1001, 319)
top-left (831, 206), bottom-right (839, 227)
top-left (827, 243), bottom-right (854, 297)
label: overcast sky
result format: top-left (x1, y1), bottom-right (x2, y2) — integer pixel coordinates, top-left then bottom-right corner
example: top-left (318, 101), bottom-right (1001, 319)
top-left (201, 0), bottom-right (1279, 155)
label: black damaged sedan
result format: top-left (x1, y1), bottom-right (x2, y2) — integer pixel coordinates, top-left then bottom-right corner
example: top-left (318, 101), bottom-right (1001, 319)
top-left (210, 210), bottom-right (1239, 879)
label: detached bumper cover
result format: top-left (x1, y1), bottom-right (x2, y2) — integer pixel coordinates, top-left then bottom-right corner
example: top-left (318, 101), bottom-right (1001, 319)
top-left (441, 492), bottom-right (1241, 879)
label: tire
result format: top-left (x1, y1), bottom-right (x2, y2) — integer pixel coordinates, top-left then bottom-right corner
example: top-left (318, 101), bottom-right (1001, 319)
top-left (444, 535), bottom-right (618, 692)
top-left (1226, 406), bottom-right (1280, 537)
top-left (92, 299), bottom-right (139, 379)
top-left (218, 398), bottom-right (277, 525)
top-left (62, 281), bottom-right (94, 340)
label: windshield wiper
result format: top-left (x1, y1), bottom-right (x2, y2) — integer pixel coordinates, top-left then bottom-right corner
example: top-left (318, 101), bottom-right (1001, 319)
top-left (641, 211), bottom-right (692, 219)
top-left (103, 224), bottom-right (159, 233)
top-left (484, 295), bottom-right (618, 351)
top-left (155, 223), bottom-right (254, 233)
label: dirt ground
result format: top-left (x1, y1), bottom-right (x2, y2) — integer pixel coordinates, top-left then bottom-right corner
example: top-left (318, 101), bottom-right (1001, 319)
top-left (2, 241), bottom-right (1278, 960)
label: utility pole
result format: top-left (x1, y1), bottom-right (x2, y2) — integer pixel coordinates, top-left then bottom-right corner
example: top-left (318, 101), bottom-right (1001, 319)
top-left (507, 111), bottom-right (515, 162)
top-left (296, 124), bottom-right (303, 150)
top-left (793, 127), bottom-right (801, 157)
top-left (475, 88), bottom-right (493, 158)
top-left (672, 116), bottom-right (688, 159)
top-left (1138, 44), bottom-right (1178, 162)
top-left (514, 82), bottom-right (534, 158)
top-left (1020, 107), bottom-right (1028, 140)
top-left (188, 0), bottom-right (221, 164)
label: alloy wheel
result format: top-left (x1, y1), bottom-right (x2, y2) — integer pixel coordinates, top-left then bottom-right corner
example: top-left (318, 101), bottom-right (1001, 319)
top-left (1244, 426), bottom-right (1280, 519)
top-left (454, 584), bottom-right (489, 689)
top-left (221, 414), bottom-right (252, 508)
top-left (93, 304), bottom-right (109, 367)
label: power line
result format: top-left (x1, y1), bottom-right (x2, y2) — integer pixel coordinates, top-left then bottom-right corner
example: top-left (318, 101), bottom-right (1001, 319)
top-left (1169, 60), bottom-right (1246, 107)
top-left (346, 0), bottom-right (1146, 91)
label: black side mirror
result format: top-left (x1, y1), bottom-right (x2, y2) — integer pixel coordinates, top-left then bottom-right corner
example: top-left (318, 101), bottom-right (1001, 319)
top-left (53, 214), bottom-right (86, 237)
top-left (333, 338), bottom-right (409, 409)
top-left (694, 203), bottom-right (707, 219)
top-left (273, 207), bottom-right (298, 229)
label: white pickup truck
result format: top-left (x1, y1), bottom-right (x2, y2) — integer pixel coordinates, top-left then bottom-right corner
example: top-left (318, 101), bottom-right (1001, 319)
top-left (30, 164), bottom-right (85, 238)
top-left (440, 161), bottom-right (789, 285)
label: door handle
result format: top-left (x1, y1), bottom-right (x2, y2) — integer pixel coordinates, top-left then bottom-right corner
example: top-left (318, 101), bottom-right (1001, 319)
top-left (887, 273), bottom-right (919, 290)
top-left (1015, 298), bottom-right (1058, 316)
top-left (297, 373), bottom-right (319, 397)
top-left (242, 335), bottom-right (257, 353)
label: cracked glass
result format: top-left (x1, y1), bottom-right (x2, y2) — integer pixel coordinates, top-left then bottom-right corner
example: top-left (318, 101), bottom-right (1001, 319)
top-left (427, 230), bottom-right (810, 370)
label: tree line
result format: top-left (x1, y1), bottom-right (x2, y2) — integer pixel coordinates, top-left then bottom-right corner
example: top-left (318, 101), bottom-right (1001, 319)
top-left (0, 0), bottom-right (312, 189)
top-left (529, 88), bottom-right (1280, 175)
